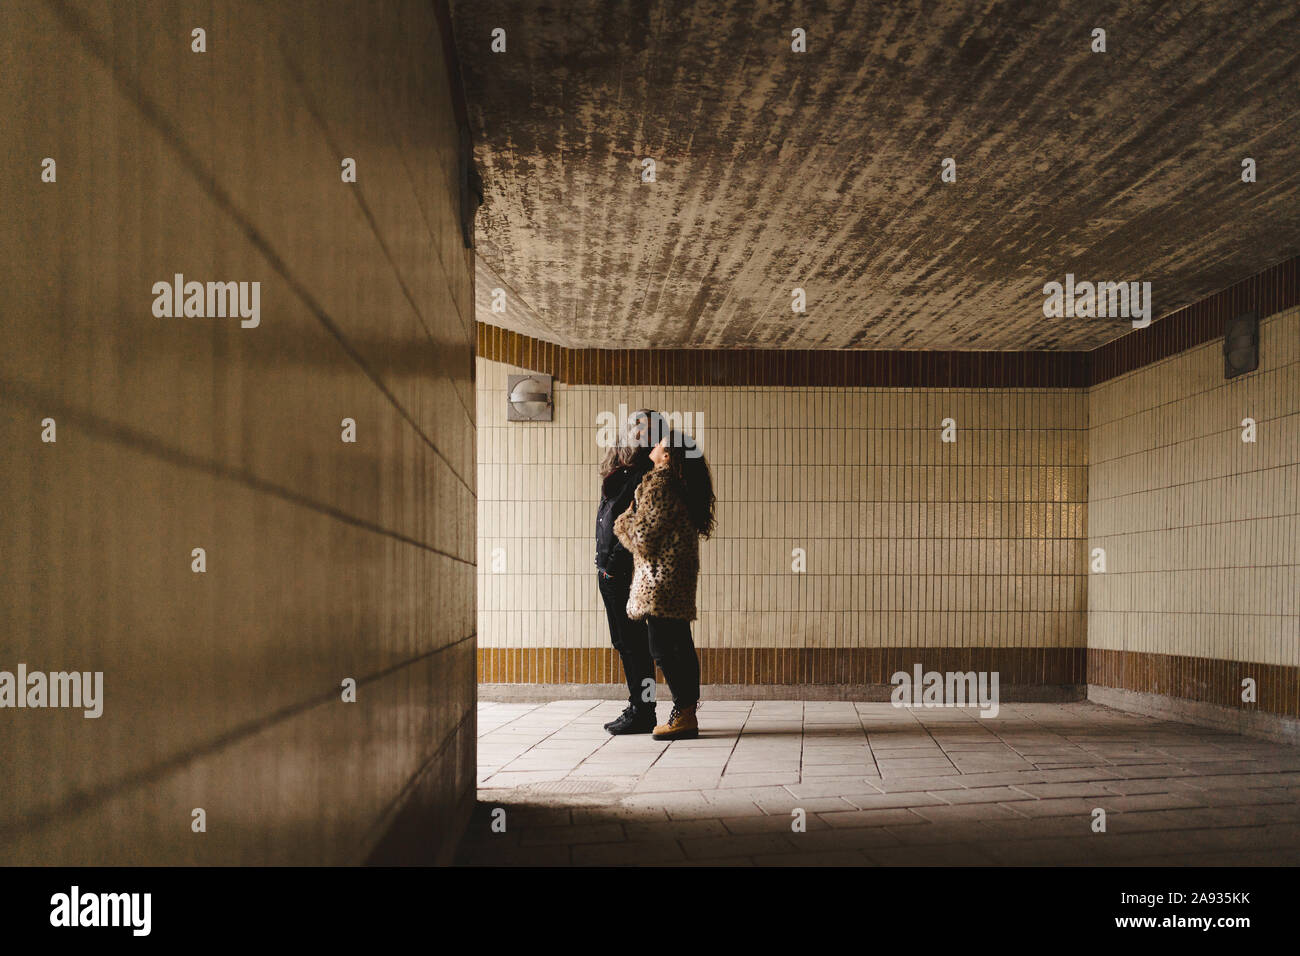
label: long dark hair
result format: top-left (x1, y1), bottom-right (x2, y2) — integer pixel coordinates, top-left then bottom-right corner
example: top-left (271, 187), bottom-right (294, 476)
top-left (599, 408), bottom-right (665, 480)
top-left (658, 430), bottom-right (716, 539)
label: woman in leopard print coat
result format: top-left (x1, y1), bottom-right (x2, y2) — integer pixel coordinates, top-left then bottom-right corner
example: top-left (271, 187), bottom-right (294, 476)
top-left (614, 468), bottom-right (700, 621)
top-left (613, 429), bottom-right (715, 740)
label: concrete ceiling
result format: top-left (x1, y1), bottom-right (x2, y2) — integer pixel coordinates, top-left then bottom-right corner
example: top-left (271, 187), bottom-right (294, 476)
top-left (451, 0), bottom-right (1300, 350)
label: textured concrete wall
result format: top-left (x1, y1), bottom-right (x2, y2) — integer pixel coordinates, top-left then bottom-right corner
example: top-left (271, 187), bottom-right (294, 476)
top-left (1088, 306), bottom-right (1300, 720)
top-left (477, 356), bottom-right (1088, 681)
top-left (0, 0), bottom-right (476, 864)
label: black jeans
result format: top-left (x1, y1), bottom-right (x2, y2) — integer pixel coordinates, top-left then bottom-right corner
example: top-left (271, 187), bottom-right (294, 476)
top-left (597, 572), bottom-right (655, 710)
top-left (645, 615), bottom-right (700, 709)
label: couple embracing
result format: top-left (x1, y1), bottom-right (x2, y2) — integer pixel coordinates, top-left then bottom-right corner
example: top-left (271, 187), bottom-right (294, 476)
top-left (595, 410), bottom-right (715, 740)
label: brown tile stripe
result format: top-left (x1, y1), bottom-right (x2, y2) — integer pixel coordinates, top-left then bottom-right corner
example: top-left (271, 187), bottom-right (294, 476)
top-left (477, 254), bottom-right (1300, 387)
top-left (1091, 254), bottom-right (1300, 385)
top-left (477, 323), bottom-right (1090, 388)
top-left (477, 647), bottom-right (1086, 686)
top-left (1089, 649), bottom-right (1300, 719)
top-left (478, 647), bottom-right (1300, 717)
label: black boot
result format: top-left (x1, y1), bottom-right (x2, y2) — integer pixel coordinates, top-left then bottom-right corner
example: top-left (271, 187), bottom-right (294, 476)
top-left (604, 704), bottom-right (657, 735)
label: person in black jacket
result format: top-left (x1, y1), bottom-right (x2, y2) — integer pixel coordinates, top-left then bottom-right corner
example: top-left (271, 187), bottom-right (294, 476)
top-left (596, 409), bottom-right (665, 734)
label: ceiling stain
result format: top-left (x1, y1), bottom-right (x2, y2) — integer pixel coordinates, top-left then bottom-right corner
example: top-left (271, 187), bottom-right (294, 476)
top-left (452, 0), bottom-right (1300, 350)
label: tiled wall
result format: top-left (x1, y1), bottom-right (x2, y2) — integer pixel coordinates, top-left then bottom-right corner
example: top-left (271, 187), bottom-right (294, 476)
top-left (477, 357), bottom-right (1089, 685)
top-left (1088, 306), bottom-right (1300, 717)
top-left (476, 256), bottom-right (1300, 717)
top-left (0, 0), bottom-right (476, 863)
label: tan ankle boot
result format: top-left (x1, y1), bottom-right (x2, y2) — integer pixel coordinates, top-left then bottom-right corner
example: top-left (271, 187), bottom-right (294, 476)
top-left (653, 703), bottom-right (699, 741)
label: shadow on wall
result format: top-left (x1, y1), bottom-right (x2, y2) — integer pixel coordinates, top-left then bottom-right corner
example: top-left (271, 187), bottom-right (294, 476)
top-left (0, 0), bottom-right (477, 865)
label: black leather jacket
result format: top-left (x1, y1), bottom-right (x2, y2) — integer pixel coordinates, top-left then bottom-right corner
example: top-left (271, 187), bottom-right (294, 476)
top-left (595, 462), bottom-right (651, 579)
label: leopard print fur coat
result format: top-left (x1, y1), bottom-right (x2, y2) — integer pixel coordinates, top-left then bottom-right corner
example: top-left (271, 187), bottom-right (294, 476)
top-left (612, 467), bottom-right (699, 621)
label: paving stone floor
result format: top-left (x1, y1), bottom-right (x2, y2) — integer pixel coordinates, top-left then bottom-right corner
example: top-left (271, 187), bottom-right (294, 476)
top-left (454, 699), bottom-right (1300, 866)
